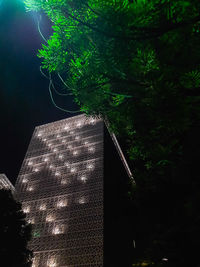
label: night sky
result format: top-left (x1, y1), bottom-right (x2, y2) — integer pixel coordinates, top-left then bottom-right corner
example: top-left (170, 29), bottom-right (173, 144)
top-left (0, 0), bottom-right (80, 185)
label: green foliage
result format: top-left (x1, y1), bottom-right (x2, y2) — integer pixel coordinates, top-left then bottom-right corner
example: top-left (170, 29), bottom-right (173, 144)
top-left (0, 189), bottom-right (32, 267)
top-left (24, 0), bottom-right (200, 266)
top-left (180, 70), bottom-right (200, 88)
top-left (33, 230), bottom-right (40, 237)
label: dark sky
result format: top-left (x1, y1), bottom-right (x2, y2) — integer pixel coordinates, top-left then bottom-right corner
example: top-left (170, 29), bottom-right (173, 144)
top-left (0, 0), bottom-right (79, 185)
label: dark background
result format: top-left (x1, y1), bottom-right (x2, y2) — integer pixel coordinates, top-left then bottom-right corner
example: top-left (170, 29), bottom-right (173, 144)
top-left (0, 0), bottom-right (80, 184)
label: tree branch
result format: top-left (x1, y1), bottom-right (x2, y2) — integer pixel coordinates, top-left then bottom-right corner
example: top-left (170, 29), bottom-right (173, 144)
top-left (63, 10), bottom-right (130, 40)
top-left (84, 81), bottom-right (134, 98)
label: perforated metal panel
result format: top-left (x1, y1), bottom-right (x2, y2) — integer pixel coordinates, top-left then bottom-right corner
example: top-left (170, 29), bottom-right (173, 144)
top-left (15, 115), bottom-right (103, 267)
top-left (0, 173), bottom-right (15, 191)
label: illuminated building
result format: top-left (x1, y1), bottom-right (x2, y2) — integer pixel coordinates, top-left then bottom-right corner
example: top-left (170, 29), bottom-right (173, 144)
top-left (15, 114), bottom-right (103, 267)
top-left (0, 173), bottom-right (15, 192)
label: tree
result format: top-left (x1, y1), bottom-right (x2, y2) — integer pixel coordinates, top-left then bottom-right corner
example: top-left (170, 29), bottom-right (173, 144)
top-left (22, 0), bottom-right (200, 266)
top-left (0, 189), bottom-right (32, 267)
top-left (23, 0), bottom-right (200, 163)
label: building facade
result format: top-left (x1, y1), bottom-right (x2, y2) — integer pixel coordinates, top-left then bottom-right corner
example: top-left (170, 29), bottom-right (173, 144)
top-left (0, 173), bottom-right (15, 192)
top-left (15, 115), bottom-right (103, 267)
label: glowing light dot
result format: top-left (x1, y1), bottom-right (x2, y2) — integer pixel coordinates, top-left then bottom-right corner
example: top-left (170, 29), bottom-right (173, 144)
top-left (58, 154), bottom-right (63, 159)
top-left (73, 151), bottom-right (78, 156)
top-left (61, 179), bottom-right (67, 185)
top-left (47, 257), bottom-right (57, 267)
top-left (75, 136), bottom-right (80, 140)
top-left (87, 164), bottom-right (94, 170)
top-left (69, 131), bottom-right (74, 134)
top-left (39, 204), bottom-right (46, 211)
top-left (88, 147), bottom-right (95, 152)
top-left (32, 258), bottom-right (37, 267)
top-left (34, 168), bottom-right (39, 172)
top-left (70, 167), bottom-right (76, 173)
top-left (49, 164), bottom-right (54, 169)
top-left (28, 161), bottom-right (33, 166)
top-left (55, 172), bottom-right (60, 176)
top-left (37, 133), bottom-right (42, 137)
top-left (52, 226), bottom-right (61, 235)
top-left (80, 176), bottom-right (87, 182)
top-left (46, 215), bottom-right (54, 222)
top-left (84, 141), bottom-right (89, 145)
top-left (57, 200), bottom-right (67, 208)
top-left (22, 178), bottom-right (28, 183)
top-left (28, 186), bottom-right (34, 191)
top-left (79, 197), bottom-right (85, 204)
top-left (64, 125), bottom-right (69, 130)
top-left (64, 162), bottom-right (69, 167)
top-left (62, 140), bottom-right (65, 143)
top-left (43, 138), bottom-right (47, 141)
top-left (44, 158), bottom-right (49, 162)
top-left (56, 134), bottom-right (60, 138)
top-left (28, 218), bottom-right (35, 224)
top-left (48, 143), bottom-right (52, 147)
top-left (53, 148), bottom-right (57, 152)
top-left (23, 207), bottom-right (30, 213)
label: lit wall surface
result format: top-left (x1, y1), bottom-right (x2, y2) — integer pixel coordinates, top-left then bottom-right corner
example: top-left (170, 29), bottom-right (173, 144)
top-left (0, 173), bottom-right (15, 191)
top-left (15, 114), bottom-right (103, 267)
